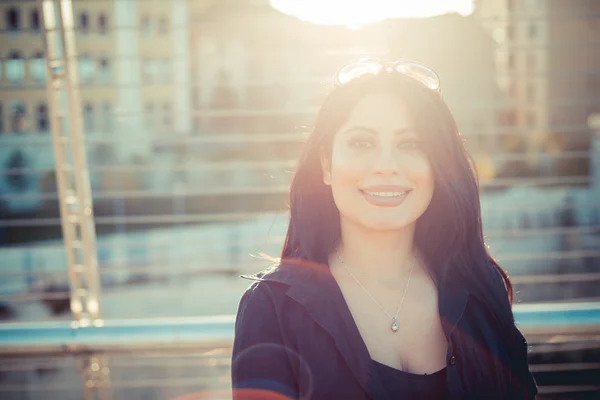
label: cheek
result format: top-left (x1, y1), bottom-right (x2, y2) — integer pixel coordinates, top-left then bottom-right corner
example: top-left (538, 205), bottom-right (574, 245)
top-left (330, 151), bottom-right (365, 184)
top-left (408, 156), bottom-right (434, 186)
top-left (406, 156), bottom-right (435, 202)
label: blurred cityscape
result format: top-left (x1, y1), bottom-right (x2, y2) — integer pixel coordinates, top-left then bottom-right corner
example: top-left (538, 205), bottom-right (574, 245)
top-left (0, 0), bottom-right (599, 399)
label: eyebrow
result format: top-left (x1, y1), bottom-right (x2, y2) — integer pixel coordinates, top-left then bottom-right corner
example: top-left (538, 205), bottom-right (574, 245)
top-left (343, 125), bottom-right (418, 136)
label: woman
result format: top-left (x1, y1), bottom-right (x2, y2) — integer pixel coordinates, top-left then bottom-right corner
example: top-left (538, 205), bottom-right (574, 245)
top-left (231, 59), bottom-right (538, 399)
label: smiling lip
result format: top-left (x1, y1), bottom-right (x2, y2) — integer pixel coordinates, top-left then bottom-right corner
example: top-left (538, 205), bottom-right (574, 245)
top-left (360, 185), bottom-right (412, 207)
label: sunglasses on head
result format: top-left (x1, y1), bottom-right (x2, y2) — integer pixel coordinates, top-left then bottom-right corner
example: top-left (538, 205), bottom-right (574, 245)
top-left (334, 58), bottom-right (441, 93)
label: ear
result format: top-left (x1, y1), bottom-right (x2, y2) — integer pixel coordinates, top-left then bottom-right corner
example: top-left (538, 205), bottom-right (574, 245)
top-left (320, 148), bottom-right (332, 186)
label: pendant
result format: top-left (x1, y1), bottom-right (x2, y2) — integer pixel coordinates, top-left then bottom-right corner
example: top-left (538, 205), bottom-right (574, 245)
top-left (391, 318), bottom-right (399, 332)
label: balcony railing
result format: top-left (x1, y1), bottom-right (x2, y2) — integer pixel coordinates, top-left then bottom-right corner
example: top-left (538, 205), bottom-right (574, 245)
top-left (0, 302), bottom-right (599, 400)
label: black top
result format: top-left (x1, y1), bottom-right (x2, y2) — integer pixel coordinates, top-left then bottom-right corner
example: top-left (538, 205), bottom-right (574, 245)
top-left (372, 360), bottom-right (451, 400)
top-left (232, 261), bottom-right (538, 400)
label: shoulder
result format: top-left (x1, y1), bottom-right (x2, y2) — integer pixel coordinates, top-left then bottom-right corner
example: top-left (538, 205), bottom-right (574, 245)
top-left (237, 263), bottom-right (293, 307)
top-left (235, 261), bottom-right (304, 319)
top-left (235, 259), bottom-right (334, 327)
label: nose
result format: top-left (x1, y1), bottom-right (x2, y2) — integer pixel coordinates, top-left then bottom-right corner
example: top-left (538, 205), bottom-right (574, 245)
top-left (372, 148), bottom-right (400, 176)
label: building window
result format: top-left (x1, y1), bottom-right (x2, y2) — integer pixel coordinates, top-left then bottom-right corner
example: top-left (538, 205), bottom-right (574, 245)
top-left (141, 15), bottom-right (152, 36)
top-left (527, 53), bottom-right (536, 72)
top-left (31, 9), bottom-right (39, 31)
top-left (506, 24), bottom-right (515, 41)
top-left (102, 102), bottom-right (112, 131)
top-left (528, 23), bottom-right (537, 39)
top-left (525, 0), bottom-right (540, 9)
top-left (6, 51), bottom-right (25, 84)
top-left (30, 52), bottom-right (46, 83)
top-left (163, 103), bottom-right (171, 127)
top-left (509, 81), bottom-right (518, 99)
top-left (83, 103), bottom-right (94, 132)
top-left (498, 109), bottom-right (517, 127)
top-left (142, 59), bottom-right (158, 82)
top-left (527, 112), bottom-right (536, 127)
top-left (10, 102), bottom-right (27, 133)
top-left (98, 58), bottom-right (110, 83)
top-left (158, 16), bottom-right (168, 35)
top-left (158, 59), bottom-right (171, 83)
top-left (589, 75), bottom-right (600, 94)
top-left (526, 83), bottom-right (535, 101)
top-left (145, 102), bottom-right (154, 130)
top-left (80, 12), bottom-right (89, 33)
top-left (98, 13), bottom-right (108, 35)
top-left (79, 54), bottom-right (95, 83)
top-left (507, 52), bottom-right (515, 70)
top-left (37, 103), bottom-right (48, 132)
top-left (6, 7), bottom-right (20, 32)
top-left (5, 150), bottom-right (32, 191)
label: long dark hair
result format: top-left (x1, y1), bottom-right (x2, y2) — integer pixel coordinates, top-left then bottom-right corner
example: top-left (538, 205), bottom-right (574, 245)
top-left (281, 70), bottom-right (517, 382)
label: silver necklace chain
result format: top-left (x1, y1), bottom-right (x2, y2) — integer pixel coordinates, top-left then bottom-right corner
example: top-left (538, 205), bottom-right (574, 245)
top-left (335, 250), bottom-right (416, 333)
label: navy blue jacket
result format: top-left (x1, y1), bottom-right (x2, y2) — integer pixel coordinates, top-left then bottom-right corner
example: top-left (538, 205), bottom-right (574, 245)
top-left (231, 260), bottom-right (538, 399)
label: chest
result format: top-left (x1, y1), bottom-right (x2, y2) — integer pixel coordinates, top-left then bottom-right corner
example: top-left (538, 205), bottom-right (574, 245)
top-left (338, 277), bottom-right (449, 374)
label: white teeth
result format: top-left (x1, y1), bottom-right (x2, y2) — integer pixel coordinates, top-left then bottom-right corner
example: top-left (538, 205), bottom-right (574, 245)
top-left (364, 191), bottom-right (407, 197)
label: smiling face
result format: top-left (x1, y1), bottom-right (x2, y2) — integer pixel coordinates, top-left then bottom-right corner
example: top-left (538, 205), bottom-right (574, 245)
top-left (321, 91), bottom-right (435, 232)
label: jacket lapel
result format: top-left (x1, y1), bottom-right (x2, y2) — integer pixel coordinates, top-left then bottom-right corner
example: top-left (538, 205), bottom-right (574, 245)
top-left (438, 274), bottom-right (470, 341)
top-left (243, 261), bottom-right (391, 400)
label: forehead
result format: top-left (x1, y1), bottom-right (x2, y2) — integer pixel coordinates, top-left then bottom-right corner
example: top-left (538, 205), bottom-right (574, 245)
top-left (340, 91), bottom-right (415, 133)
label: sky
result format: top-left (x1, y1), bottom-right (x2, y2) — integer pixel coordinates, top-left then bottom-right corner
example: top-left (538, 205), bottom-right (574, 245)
top-left (270, 0), bottom-right (475, 26)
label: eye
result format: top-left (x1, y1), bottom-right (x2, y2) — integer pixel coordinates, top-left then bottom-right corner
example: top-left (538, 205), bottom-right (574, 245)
top-left (398, 139), bottom-right (420, 150)
top-left (348, 138), bottom-right (375, 149)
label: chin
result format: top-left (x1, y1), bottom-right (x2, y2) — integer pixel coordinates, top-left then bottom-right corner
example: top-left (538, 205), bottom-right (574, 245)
top-left (360, 217), bottom-right (416, 232)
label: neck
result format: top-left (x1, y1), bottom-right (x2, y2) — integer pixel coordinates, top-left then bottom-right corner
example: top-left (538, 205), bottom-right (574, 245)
top-left (334, 218), bottom-right (420, 286)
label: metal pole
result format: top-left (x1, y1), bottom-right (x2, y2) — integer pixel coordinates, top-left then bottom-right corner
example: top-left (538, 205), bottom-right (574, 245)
top-left (38, 1), bottom-right (110, 398)
top-left (38, 0), bottom-right (102, 327)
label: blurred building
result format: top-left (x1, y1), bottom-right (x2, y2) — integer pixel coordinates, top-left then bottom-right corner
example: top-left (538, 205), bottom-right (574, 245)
top-left (1, 0), bottom-right (599, 243)
top-left (186, 1), bottom-right (497, 190)
top-left (383, 14), bottom-right (497, 173)
top-left (475, 0), bottom-right (600, 180)
top-left (0, 0), bottom-right (195, 216)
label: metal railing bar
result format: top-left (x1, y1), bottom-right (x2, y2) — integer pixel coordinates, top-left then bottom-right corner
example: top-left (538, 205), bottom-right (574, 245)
top-left (1, 160), bottom-right (298, 175)
top-left (0, 316), bottom-right (236, 355)
top-left (0, 150), bottom-right (593, 176)
top-left (485, 225), bottom-right (600, 239)
top-left (0, 360), bottom-right (73, 372)
top-left (0, 376), bottom-right (230, 392)
top-left (6, 124), bottom-right (595, 147)
top-left (0, 185), bottom-right (290, 202)
top-left (0, 303), bottom-right (598, 355)
top-left (498, 249), bottom-right (600, 262)
top-left (96, 376), bottom-right (230, 390)
top-left (537, 385), bottom-right (600, 395)
top-left (1, 200), bottom-right (598, 231)
top-left (529, 341), bottom-right (600, 354)
top-left (95, 356), bottom-right (231, 368)
top-left (1, 269), bottom-right (597, 304)
top-left (510, 272), bottom-right (600, 285)
top-left (0, 264), bottom-right (246, 282)
top-left (0, 291), bottom-right (71, 302)
top-left (1, 213), bottom-right (599, 234)
top-left (5, 70), bottom-right (600, 90)
top-left (530, 362), bottom-right (600, 373)
top-left (0, 211), bottom-right (282, 227)
top-left (482, 200), bottom-right (600, 212)
top-left (0, 175), bottom-right (593, 203)
top-left (1, 267), bottom-right (597, 299)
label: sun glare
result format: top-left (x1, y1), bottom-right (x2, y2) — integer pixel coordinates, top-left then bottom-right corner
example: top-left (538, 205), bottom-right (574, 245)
top-left (270, 0), bottom-right (475, 26)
